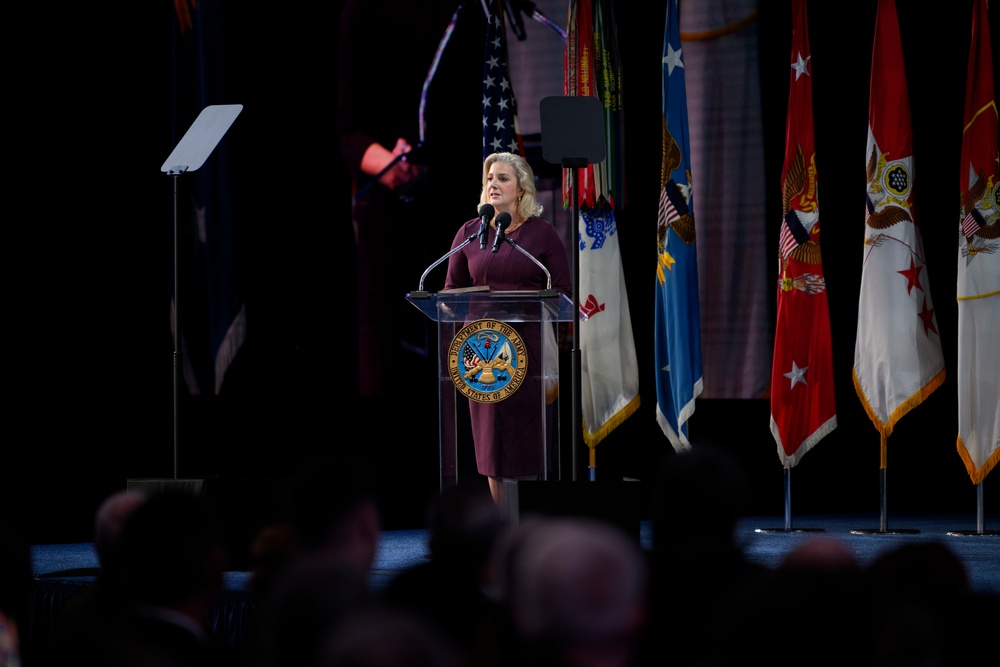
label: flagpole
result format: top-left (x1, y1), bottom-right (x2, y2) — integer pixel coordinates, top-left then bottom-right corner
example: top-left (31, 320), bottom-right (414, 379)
top-left (754, 466), bottom-right (824, 534)
top-left (946, 484), bottom-right (1000, 536)
top-left (849, 433), bottom-right (918, 535)
top-left (881, 434), bottom-right (887, 532)
top-left (570, 170), bottom-right (582, 481)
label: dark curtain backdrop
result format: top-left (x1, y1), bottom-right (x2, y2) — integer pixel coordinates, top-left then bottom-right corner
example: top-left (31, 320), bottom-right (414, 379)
top-left (3, 1), bottom-right (996, 544)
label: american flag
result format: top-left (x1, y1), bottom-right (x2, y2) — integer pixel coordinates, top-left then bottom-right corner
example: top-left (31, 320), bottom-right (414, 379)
top-left (482, 0), bottom-right (523, 159)
top-left (779, 210), bottom-right (811, 259)
top-left (961, 209), bottom-right (983, 238)
top-left (463, 342), bottom-right (483, 370)
top-left (657, 180), bottom-right (687, 228)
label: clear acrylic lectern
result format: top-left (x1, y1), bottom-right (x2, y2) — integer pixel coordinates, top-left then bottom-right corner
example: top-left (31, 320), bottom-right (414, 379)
top-left (407, 289), bottom-right (575, 490)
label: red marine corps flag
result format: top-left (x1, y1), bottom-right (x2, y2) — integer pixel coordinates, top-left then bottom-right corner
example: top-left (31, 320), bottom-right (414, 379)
top-left (853, 0), bottom-right (945, 463)
top-left (956, 0), bottom-right (1000, 485)
top-left (769, 0), bottom-right (836, 468)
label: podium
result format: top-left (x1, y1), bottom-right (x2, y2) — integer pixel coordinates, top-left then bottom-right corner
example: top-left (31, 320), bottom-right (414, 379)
top-left (407, 288), bottom-right (575, 490)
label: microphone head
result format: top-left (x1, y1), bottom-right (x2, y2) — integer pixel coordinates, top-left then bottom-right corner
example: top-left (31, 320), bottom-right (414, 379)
top-left (478, 203), bottom-right (495, 219)
top-left (495, 212), bottom-right (512, 230)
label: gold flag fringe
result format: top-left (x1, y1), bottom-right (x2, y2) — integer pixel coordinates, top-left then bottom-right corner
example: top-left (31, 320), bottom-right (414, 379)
top-left (582, 393), bottom-right (641, 449)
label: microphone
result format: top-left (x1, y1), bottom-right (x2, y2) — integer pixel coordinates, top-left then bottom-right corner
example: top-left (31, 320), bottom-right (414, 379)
top-left (492, 212), bottom-right (512, 253)
top-left (478, 203), bottom-right (495, 250)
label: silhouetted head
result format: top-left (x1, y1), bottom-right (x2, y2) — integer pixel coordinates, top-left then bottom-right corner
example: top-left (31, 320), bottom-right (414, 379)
top-left (652, 443), bottom-right (749, 558)
top-left (119, 489), bottom-right (226, 610)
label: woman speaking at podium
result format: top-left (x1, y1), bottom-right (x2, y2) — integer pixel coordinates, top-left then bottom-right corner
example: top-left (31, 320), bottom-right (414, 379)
top-left (444, 152), bottom-right (573, 512)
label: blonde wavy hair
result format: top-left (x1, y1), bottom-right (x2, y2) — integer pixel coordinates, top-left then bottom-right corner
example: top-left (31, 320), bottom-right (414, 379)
top-left (478, 152), bottom-right (543, 220)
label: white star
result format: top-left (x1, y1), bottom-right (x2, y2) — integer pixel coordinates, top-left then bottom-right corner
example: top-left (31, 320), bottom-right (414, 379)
top-left (662, 43), bottom-right (683, 76)
top-left (791, 52), bottom-right (811, 80)
top-left (784, 361), bottom-right (808, 389)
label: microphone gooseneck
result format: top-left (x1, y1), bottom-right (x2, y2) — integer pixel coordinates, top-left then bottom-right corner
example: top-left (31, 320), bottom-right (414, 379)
top-left (492, 212), bottom-right (512, 254)
top-left (478, 203), bottom-right (495, 250)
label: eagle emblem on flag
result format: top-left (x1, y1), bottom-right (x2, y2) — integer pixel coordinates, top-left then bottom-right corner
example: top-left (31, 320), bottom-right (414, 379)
top-left (961, 169), bottom-right (1000, 254)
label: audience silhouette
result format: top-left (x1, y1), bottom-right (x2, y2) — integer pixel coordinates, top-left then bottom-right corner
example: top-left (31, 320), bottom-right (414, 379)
top-left (18, 451), bottom-right (1000, 667)
top-left (248, 554), bottom-right (381, 667)
top-left (714, 533), bottom-right (872, 667)
top-left (489, 515), bottom-right (648, 667)
top-left (44, 488), bottom-right (150, 666)
top-left (241, 449), bottom-right (387, 667)
top-left (0, 521), bottom-right (31, 667)
top-left (240, 449), bottom-right (384, 616)
top-left (107, 488), bottom-right (229, 667)
top-left (382, 483), bottom-right (506, 667)
top-left (640, 443), bottom-right (768, 667)
top-left (313, 605), bottom-right (460, 667)
top-left (866, 540), bottom-right (978, 666)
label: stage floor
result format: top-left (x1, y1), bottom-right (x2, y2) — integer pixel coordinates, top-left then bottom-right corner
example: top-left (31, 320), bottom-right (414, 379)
top-left (31, 514), bottom-right (1000, 594)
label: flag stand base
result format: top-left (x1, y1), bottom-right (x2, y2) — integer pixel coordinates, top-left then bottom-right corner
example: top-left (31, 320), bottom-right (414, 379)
top-left (754, 468), bottom-right (825, 533)
top-left (849, 528), bottom-right (920, 535)
top-left (755, 527), bottom-right (825, 534)
top-left (850, 468), bottom-right (920, 534)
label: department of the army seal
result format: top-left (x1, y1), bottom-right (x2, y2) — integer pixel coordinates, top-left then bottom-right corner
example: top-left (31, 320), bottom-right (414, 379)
top-left (448, 319), bottom-right (527, 403)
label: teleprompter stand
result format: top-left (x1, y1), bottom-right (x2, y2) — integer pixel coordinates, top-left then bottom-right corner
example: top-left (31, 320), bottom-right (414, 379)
top-left (126, 105), bottom-right (250, 564)
top-left (156, 104), bottom-right (243, 479)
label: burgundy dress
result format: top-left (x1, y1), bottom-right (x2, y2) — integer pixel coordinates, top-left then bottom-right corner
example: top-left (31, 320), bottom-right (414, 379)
top-left (444, 216), bottom-right (573, 478)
